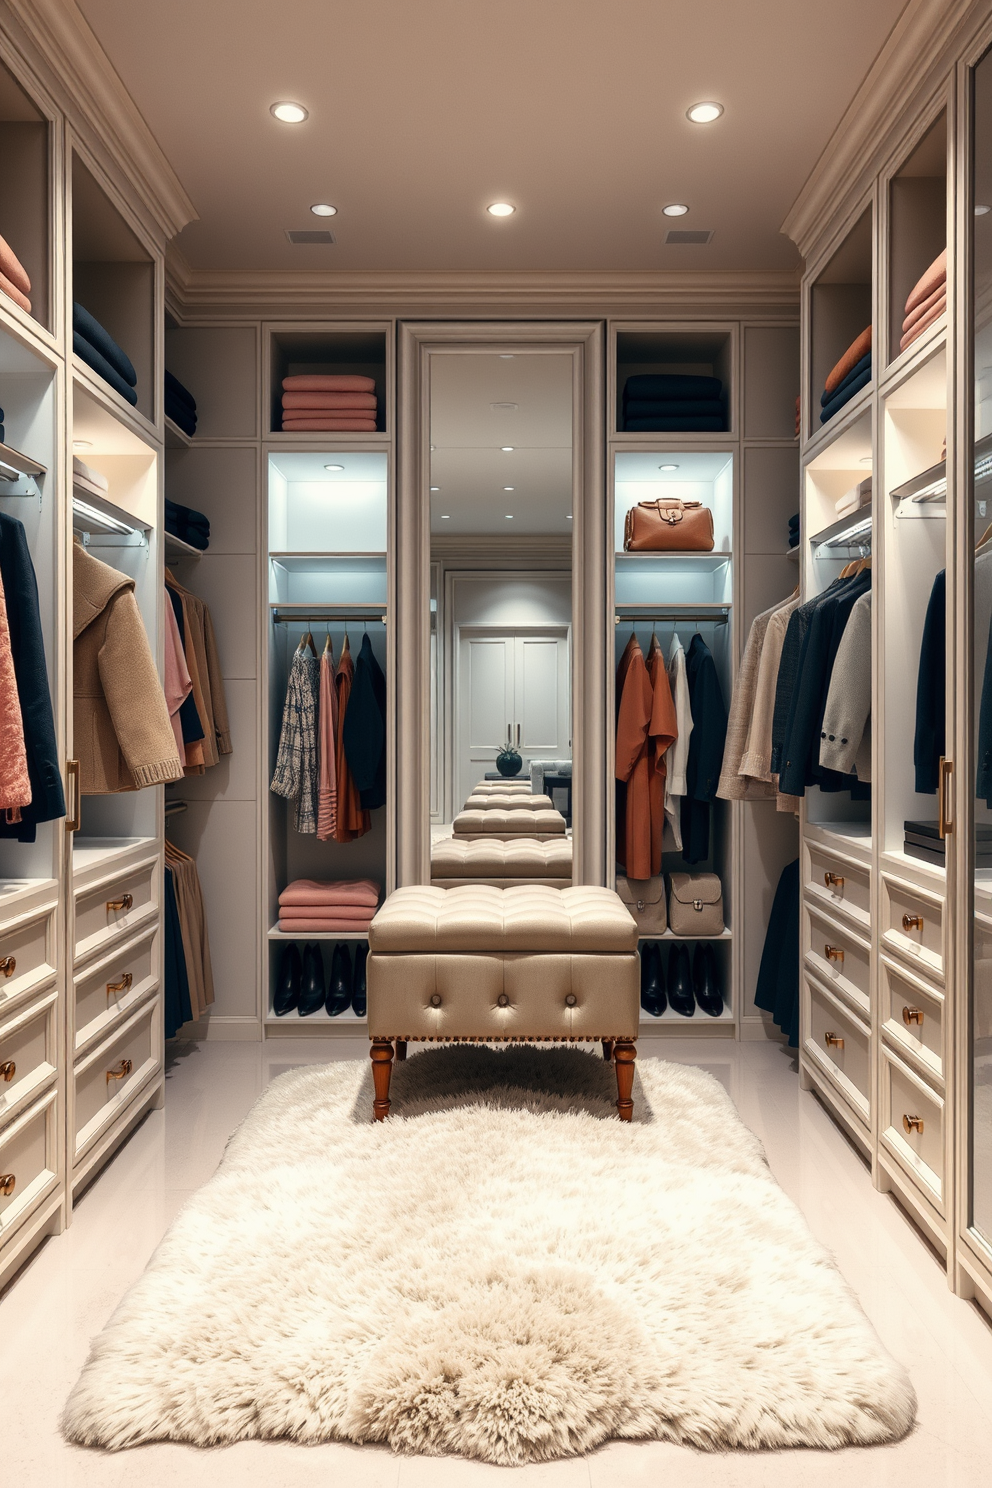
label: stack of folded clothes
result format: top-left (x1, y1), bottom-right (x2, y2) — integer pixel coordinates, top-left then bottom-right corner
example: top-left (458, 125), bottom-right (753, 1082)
top-left (281, 373), bottom-right (378, 431)
top-left (788, 512), bottom-right (800, 550)
top-left (819, 326), bottom-right (871, 424)
top-left (901, 248), bottom-right (947, 353)
top-left (72, 455), bottom-right (109, 497)
top-left (73, 302), bottom-right (137, 406)
top-left (165, 498), bottom-right (210, 551)
top-left (165, 370), bottom-right (197, 437)
top-left (0, 232), bottom-right (31, 315)
top-left (835, 476), bottom-right (872, 517)
top-left (277, 877), bottom-right (381, 933)
top-left (0, 404), bottom-right (5, 444)
top-left (621, 373), bottom-right (725, 431)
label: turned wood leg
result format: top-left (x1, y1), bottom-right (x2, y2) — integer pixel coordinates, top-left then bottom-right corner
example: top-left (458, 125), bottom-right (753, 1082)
top-left (614, 1039), bottom-right (636, 1121)
top-left (602, 1040), bottom-right (614, 1062)
top-left (371, 1039), bottom-right (394, 1120)
top-left (395, 1039), bottom-right (408, 1061)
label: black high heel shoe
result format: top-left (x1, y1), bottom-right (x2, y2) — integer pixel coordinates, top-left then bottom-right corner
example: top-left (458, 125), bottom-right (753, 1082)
top-left (273, 943), bottom-right (302, 1016)
top-left (351, 942), bottom-right (368, 1017)
top-left (326, 941), bottom-right (353, 1016)
top-left (639, 941), bottom-right (666, 1016)
top-left (667, 942), bottom-right (695, 1017)
top-left (694, 941), bottom-right (724, 1017)
top-left (298, 942), bottom-right (325, 1016)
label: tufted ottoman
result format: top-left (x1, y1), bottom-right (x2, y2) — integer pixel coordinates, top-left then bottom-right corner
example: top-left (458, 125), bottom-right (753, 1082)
top-left (367, 885), bottom-right (640, 1120)
top-left (473, 779), bottom-right (533, 795)
top-left (452, 806), bottom-right (567, 840)
top-left (431, 835), bottom-right (573, 888)
top-left (461, 792), bottom-right (554, 812)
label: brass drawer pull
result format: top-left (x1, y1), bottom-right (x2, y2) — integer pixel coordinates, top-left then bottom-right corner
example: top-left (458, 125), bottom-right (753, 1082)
top-left (825, 945), bottom-right (845, 964)
top-left (106, 894), bottom-right (133, 913)
top-left (106, 1058), bottom-right (133, 1084)
top-left (824, 872), bottom-right (845, 889)
top-left (0, 1173), bottom-right (15, 1197)
top-left (65, 758), bottom-right (80, 833)
top-left (902, 1113), bottom-right (924, 1135)
top-left (107, 972), bottom-right (133, 997)
top-left (902, 1005), bottom-right (924, 1026)
top-left (0, 1061), bottom-right (14, 1082)
top-left (0, 956), bottom-right (15, 977)
top-left (902, 913), bottom-right (923, 932)
top-left (824, 1031), bottom-right (845, 1049)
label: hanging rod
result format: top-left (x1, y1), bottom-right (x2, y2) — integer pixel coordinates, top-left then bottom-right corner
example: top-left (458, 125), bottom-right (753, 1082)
top-left (615, 604), bottom-right (730, 624)
top-left (809, 512), bottom-right (872, 552)
top-left (271, 605), bottom-right (386, 625)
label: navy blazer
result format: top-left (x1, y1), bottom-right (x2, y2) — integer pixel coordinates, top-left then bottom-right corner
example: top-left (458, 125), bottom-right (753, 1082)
top-left (680, 633), bottom-right (728, 864)
top-left (342, 632), bottom-right (387, 811)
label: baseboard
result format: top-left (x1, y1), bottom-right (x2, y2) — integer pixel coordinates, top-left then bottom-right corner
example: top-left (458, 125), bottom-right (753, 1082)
top-left (178, 1015), bottom-right (262, 1042)
top-left (739, 1015), bottom-right (787, 1043)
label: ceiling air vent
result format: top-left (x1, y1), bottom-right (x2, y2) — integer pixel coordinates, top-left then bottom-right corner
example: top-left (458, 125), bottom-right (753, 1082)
top-left (286, 229), bottom-right (335, 244)
top-left (665, 229), bottom-right (713, 244)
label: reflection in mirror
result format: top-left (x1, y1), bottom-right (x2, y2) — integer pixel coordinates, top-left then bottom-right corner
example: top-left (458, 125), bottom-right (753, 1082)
top-left (428, 352), bottom-right (573, 886)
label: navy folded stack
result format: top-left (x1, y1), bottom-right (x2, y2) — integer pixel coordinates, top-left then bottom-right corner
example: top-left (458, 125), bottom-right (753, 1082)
top-left (0, 403), bottom-right (4, 444)
top-left (73, 302), bottom-right (138, 407)
top-left (788, 512), bottom-right (800, 549)
top-left (819, 351), bottom-right (872, 425)
top-left (165, 370), bottom-right (197, 438)
top-left (165, 497), bottom-right (210, 551)
top-left (621, 373), bottom-right (725, 431)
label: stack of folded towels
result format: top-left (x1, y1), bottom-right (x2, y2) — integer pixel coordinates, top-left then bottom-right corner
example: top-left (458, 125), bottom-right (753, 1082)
top-left (165, 370), bottom-right (197, 437)
top-left (0, 404), bottom-right (5, 445)
top-left (901, 248), bottom-right (947, 353)
top-left (788, 512), bottom-right (800, 550)
top-left (73, 302), bottom-right (137, 407)
top-left (835, 476), bottom-right (872, 517)
top-left (621, 373), bottom-right (725, 431)
top-left (72, 455), bottom-right (109, 497)
top-left (165, 498), bottom-right (210, 551)
top-left (0, 232), bottom-right (31, 316)
top-left (819, 326), bottom-right (871, 424)
top-left (277, 878), bottom-right (381, 933)
top-left (281, 374), bottom-right (378, 431)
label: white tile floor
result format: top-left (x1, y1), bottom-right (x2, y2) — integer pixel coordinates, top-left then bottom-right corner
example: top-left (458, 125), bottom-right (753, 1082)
top-left (2, 1035), bottom-right (991, 1486)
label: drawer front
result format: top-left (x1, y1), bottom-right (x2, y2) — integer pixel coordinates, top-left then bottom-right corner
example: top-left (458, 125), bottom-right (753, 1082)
top-left (0, 1090), bottom-right (58, 1239)
top-left (804, 903), bottom-right (870, 1016)
top-left (74, 928), bottom-right (158, 1054)
top-left (804, 973), bottom-right (870, 1120)
top-left (880, 955), bottom-right (944, 1081)
top-left (0, 991), bottom-right (58, 1124)
top-left (73, 1000), bottom-right (158, 1162)
top-left (805, 844), bottom-right (871, 932)
top-left (881, 874), bottom-right (944, 980)
top-left (0, 903), bottom-right (57, 1015)
top-left (74, 860), bottom-right (156, 967)
top-left (881, 1050), bottom-right (945, 1211)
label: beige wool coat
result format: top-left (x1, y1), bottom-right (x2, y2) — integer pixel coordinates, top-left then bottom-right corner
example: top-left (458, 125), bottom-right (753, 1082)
top-left (73, 541), bottom-right (183, 793)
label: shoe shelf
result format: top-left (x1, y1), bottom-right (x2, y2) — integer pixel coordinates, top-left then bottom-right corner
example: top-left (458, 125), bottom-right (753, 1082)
top-left (639, 1001), bottom-right (733, 1026)
top-left (265, 1006), bottom-right (367, 1026)
top-left (638, 930), bottom-right (732, 942)
top-left (267, 925), bottom-right (369, 941)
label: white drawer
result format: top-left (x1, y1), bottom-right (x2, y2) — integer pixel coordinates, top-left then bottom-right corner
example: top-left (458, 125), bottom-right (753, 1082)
top-left (0, 901), bottom-right (57, 1016)
top-left (0, 990), bottom-right (58, 1126)
top-left (880, 1049), bottom-right (945, 1212)
top-left (74, 858), bottom-right (157, 967)
top-left (0, 1088), bottom-right (58, 1240)
top-left (803, 972), bottom-right (871, 1122)
top-left (73, 998), bottom-right (159, 1164)
top-left (881, 873), bottom-right (944, 982)
top-left (74, 927), bottom-right (158, 1055)
top-left (805, 842), bottom-right (871, 933)
top-left (804, 903), bottom-right (870, 1017)
top-left (880, 954), bottom-right (944, 1082)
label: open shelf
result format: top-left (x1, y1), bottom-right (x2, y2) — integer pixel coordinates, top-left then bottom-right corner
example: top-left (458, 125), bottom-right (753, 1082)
top-left (614, 327), bottom-right (732, 435)
top-left (163, 530), bottom-right (202, 561)
top-left (0, 60), bottom-right (51, 332)
top-left (164, 414), bottom-right (192, 448)
top-left (640, 1001), bottom-right (734, 1026)
top-left (810, 206), bottom-right (873, 438)
top-left (888, 111), bottom-right (946, 367)
top-left (268, 925), bottom-right (369, 941)
top-left (268, 327), bottom-right (387, 435)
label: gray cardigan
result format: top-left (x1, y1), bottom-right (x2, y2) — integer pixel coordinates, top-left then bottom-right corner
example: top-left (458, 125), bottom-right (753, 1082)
top-left (819, 590), bottom-right (871, 780)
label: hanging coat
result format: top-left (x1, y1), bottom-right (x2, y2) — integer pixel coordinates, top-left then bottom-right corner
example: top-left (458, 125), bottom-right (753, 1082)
top-left (0, 562), bottom-right (31, 820)
top-left (316, 640), bottom-right (339, 841)
top-left (664, 633), bottom-right (692, 852)
top-left (333, 636), bottom-right (371, 842)
top-left (681, 633), bottom-right (728, 864)
top-left (270, 643), bottom-right (320, 833)
top-left (343, 631), bottom-right (386, 810)
top-left (646, 633), bottom-right (678, 876)
top-left (615, 634), bottom-right (654, 879)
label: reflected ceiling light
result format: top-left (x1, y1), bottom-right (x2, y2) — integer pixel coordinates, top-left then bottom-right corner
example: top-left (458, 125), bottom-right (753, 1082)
top-left (663, 203), bottom-right (689, 217)
top-left (505, 513), bottom-right (514, 519)
top-left (977, 204), bottom-right (992, 216)
top-left (310, 203), bottom-right (337, 217)
top-left (441, 514), bottom-right (450, 519)
top-left (324, 463), bottom-right (344, 471)
top-left (501, 445), bottom-right (514, 451)
top-left (503, 486), bottom-right (515, 491)
top-left (566, 513), bottom-right (573, 519)
top-left (686, 101), bottom-right (724, 124)
top-left (430, 486), bottom-right (440, 491)
top-left (500, 354), bottom-right (515, 359)
top-left (659, 463), bottom-right (679, 471)
top-left (72, 439), bottom-right (92, 449)
top-left (859, 456), bottom-right (873, 467)
top-left (487, 202), bottom-right (515, 216)
top-left (271, 101), bottom-right (308, 123)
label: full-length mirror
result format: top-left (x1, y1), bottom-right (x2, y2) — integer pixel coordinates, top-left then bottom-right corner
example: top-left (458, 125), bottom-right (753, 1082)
top-left (427, 351), bottom-right (574, 888)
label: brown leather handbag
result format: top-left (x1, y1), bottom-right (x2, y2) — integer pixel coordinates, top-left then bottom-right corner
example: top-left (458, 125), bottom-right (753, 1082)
top-left (624, 498), bottom-right (715, 552)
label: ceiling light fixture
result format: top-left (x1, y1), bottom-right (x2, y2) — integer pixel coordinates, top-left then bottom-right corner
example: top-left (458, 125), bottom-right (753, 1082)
top-left (487, 202), bottom-right (515, 217)
top-left (441, 514), bottom-right (450, 520)
top-left (270, 101), bottom-right (308, 123)
top-left (500, 354), bottom-right (515, 359)
top-left (687, 101), bottom-right (723, 124)
top-left (310, 203), bottom-right (337, 217)
top-left (566, 514), bottom-right (573, 519)
top-left (859, 456), bottom-right (873, 467)
top-left (501, 446), bottom-right (514, 451)
top-left (659, 463), bottom-right (680, 471)
top-left (977, 204), bottom-right (992, 216)
top-left (663, 203), bottom-right (689, 217)
top-left (430, 486), bottom-right (440, 492)
top-left (505, 513), bottom-right (514, 519)
top-left (324, 463), bottom-right (344, 471)
top-left (72, 439), bottom-right (92, 449)
top-left (503, 486), bottom-right (515, 491)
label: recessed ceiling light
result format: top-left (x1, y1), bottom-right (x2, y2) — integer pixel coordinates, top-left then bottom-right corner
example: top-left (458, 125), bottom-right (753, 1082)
top-left (324, 463), bottom-right (344, 471)
top-left (441, 514), bottom-right (450, 520)
top-left (501, 446), bottom-right (515, 451)
top-left (270, 101), bottom-right (308, 123)
top-left (566, 514), bottom-right (573, 519)
top-left (500, 354), bottom-right (515, 359)
top-left (687, 101), bottom-right (723, 124)
top-left (663, 203), bottom-right (689, 217)
top-left (487, 202), bottom-right (515, 217)
top-left (430, 486), bottom-right (440, 492)
top-left (505, 513), bottom-right (514, 519)
top-left (659, 463), bottom-right (680, 471)
top-left (72, 439), bottom-right (92, 449)
top-left (977, 204), bottom-right (992, 216)
top-left (859, 455), bottom-right (873, 467)
top-left (311, 203), bottom-right (337, 217)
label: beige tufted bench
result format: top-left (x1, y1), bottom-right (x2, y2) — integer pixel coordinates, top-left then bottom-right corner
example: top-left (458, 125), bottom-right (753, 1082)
top-left (453, 806), bottom-right (567, 840)
top-left (473, 779), bottom-right (533, 795)
top-left (431, 835), bottom-right (572, 887)
top-left (367, 885), bottom-right (640, 1120)
top-left (462, 792), bottom-right (553, 812)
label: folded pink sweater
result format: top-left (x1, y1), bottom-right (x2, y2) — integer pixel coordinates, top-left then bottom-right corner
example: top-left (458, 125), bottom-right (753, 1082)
top-left (904, 248), bottom-right (947, 316)
top-left (283, 374), bottom-right (376, 393)
top-left (899, 293), bottom-right (946, 351)
top-left (281, 417), bottom-right (378, 431)
top-left (0, 269), bottom-right (31, 315)
top-left (282, 391), bottom-right (378, 410)
top-left (279, 878), bottom-right (381, 907)
top-left (901, 280), bottom-right (946, 333)
top-left (278, 917), bottom-right (374, 933)
top-left (824, 325), bottom-right (872, 395)
top-left (0, 233), bottom-right (31, 297)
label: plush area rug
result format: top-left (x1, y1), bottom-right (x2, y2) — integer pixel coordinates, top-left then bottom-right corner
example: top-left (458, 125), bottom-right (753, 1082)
top-left (63, 1046), bottom-right (915, 1463)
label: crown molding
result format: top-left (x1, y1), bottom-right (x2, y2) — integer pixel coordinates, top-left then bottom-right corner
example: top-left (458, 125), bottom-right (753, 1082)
top-left (781, 0), bottom-right (985, 256)
top-left (164, 257), bottom-right (800, 323)
top-left (3, 0), bottom-right (196, 243)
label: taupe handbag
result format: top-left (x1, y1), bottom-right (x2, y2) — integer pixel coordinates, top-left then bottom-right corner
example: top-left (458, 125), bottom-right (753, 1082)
top-left (667, 873), bottom-right (724, 936)
top-left (623, 498), bottom-right (715, 552)
top-left (615, 876), bottom-right (667, 936)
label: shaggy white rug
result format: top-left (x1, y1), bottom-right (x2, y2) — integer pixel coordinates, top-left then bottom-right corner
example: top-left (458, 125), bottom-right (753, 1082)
top-left (63, 1046), bottom-right (915, 1463)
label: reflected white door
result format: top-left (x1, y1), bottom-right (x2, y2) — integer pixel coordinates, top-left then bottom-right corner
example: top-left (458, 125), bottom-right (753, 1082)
top-left (456, 626), bottom-right (569, 810)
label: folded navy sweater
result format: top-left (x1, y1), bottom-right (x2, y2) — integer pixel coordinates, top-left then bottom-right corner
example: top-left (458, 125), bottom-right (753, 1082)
top-left (623, 398), bottom-right (725, 419)
top-left (165, 369), bottom-right (196, 413)
top-left (624, 373), bottom-right (723, 401)
top-left (820, 351), bottom-right (871, 408)
top-left (624, 415), bottom-right (725, 432)
top-left (73, 303), bottom-right (136, 387)
top-left (73, 332), bottom-right (138, 406)
top-left (819, 366), bottom-right (872, 425)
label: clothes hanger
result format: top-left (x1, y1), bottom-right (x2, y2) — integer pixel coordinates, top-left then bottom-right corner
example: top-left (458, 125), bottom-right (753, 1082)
top-left (977, 521), bottom-right (992, 551)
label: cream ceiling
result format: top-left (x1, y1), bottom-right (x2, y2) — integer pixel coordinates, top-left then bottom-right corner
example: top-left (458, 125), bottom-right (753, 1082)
top-left (76, 0), bottom-right (908, 273)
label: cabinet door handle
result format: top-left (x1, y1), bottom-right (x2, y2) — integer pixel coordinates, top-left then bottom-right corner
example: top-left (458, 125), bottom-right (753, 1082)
top-left (825, 945), bottom-right (845, 964)
top-left (65, 758), bottom-right (80, 832)
top-left (0, 1173), bottom-right (14, 1197)
top-left (824, 1031), bottom-right (845, 1049)
top-left (902, 913), bottom-right (923, 932)
top-left (902, 1005), bottom-right (924, 1026)
top-left (824, 872), bottom-right (845, 889)
top-left (0, 1061), bottom-right (15, 1082)
top-left (902, 1113), bottom-right (924, 1135)
top-left (106, 894), bottom-right (133, 913)
top-left (106, 1058), bottom-right (133, 1084)
top-left (938, 755), bottom-right (953, 838)
top-left (106, 972), bottom-right (133, 997)
top-left (0, 956), bottom-right (15, 978)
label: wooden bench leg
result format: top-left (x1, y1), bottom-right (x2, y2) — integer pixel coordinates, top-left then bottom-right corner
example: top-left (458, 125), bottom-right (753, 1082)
top-left (395, 1039), bottom-right (408, 1061)
top-left (602, 1040), bottom-right (614, 1062)
top-left (371, 1039), bottom-right (394, 1120)
top-left (614, 1039), bottom-right (636, 1121)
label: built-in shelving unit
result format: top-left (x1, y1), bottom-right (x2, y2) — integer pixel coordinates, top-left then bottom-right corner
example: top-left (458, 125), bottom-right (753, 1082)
top-left (267, 325), bottom-right (389, 437)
